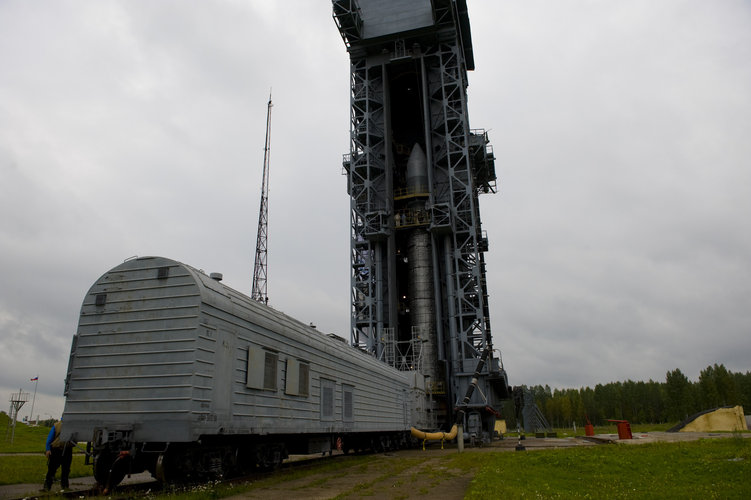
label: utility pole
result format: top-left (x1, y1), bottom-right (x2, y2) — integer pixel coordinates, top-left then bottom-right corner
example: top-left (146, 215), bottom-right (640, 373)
top-left (251, 93), bottom-right (272, 304)
top-left (29, 376), bottom-right (38, 425)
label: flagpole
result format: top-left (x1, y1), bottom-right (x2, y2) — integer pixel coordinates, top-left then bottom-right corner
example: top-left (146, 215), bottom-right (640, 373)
top-left (29, 376), bottom-right (38, 425)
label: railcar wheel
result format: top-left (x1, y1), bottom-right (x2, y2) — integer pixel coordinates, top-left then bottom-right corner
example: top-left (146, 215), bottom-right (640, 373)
top-left (155, 452), bottom-right (176, 483)
top-left (106, 454), bottom-right (130, 493)
top-left (94, 451), bottom-right (130, 493)
top-left (93, 452), bottom-right (114, 485)
top-left (256, 444), bottom-right (285, 471)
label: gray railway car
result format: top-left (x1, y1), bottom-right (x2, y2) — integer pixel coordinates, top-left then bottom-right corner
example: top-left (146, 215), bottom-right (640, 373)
top-left (61, 256), bottom-right (429, 488)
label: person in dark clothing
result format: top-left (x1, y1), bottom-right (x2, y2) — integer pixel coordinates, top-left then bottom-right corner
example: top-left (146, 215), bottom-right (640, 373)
top-left (44, 420), bottom-right (73, 491)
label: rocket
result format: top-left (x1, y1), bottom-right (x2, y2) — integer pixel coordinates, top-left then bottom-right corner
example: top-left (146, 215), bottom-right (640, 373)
top-left (406, 143), bottom-right (428, 192)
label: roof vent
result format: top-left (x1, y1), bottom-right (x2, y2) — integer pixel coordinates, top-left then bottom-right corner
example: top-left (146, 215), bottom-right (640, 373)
top-left (210, 272), bottom-right (223, 281)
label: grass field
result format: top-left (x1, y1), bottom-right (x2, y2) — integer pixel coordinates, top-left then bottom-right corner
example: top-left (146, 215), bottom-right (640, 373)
top-left (0, 455), bottom-right (91, 486)
top-left (0, 412), bottom-right (90, 487)
top-left (0, 412), bottom-right (52, 453)
top-left (462, 437), bottom-right (751, 499)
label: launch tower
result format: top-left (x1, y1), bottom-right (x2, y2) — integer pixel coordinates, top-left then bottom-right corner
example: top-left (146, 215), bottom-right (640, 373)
top-left (333, 0), bottom-right (510, 441)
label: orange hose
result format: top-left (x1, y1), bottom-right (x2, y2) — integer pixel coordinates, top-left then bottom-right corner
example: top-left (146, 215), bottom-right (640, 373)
top-left (410, 424), bottom-right (458, 441)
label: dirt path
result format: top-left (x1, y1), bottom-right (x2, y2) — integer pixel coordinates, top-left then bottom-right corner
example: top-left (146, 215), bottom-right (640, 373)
top-left (228, 449), bottom-right (474, 500)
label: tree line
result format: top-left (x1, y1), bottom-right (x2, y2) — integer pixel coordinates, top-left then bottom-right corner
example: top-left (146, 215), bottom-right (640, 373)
top-left (501, 364), bottom-right (751, 428)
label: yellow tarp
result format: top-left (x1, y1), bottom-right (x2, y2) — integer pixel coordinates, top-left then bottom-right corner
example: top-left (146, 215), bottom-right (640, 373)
top-left (680, 405), bottom-right (747, 432)
top-left (494, 419), bottom-right (507, 436)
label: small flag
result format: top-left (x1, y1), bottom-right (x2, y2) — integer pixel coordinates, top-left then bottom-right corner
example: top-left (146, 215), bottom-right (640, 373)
top-left (30, 376), bottom-right (38, 381)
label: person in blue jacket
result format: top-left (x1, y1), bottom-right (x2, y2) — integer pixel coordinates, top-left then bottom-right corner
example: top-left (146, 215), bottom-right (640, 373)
top-left (44, 420), bottom-right (73, 491)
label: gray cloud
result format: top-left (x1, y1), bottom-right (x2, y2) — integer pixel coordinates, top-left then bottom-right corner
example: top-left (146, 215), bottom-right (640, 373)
top-left (473, 0), bottom-right (751, 386)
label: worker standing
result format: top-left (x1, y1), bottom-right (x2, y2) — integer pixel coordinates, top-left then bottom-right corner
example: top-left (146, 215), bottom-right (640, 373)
top-left (44, 420), bottom-right (73, 491)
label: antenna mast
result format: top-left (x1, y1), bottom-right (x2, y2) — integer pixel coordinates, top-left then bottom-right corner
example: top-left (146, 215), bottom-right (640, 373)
top-left (252, 93), bottom-right (272, 304)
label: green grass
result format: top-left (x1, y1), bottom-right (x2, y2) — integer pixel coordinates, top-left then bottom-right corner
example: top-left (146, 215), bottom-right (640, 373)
top-left (462, 437), bottom-right (751, 499)
top-left (1, 412), bottom-right (91, 486)
top-left (0, 455), bottom-right (91, 486)
top-left (0, 412), bottom-right (54, 453)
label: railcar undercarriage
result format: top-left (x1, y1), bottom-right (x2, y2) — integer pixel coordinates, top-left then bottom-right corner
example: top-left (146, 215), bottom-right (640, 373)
top-left (92, 430), bottom-right (413, 491)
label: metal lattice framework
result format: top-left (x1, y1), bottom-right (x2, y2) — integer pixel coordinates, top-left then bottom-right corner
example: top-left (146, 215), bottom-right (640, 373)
top-left (251, 95), bottom-right (272, 304)
top-left (426, 41), bottom-right (492, 376)
top-left (334, 0), bottom-right (509, 436)
top-left (332, 0), bottom-right (363, 48)
top-left (346, 60), bottom-right (387, 354)
top-left (5, 390), bottom-right (29, 443)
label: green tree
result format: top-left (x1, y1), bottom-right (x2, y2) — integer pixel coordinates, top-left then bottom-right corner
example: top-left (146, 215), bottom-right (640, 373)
top-left (699, 364), bottom-right (740, 408)
top-left (559, 390), bottom-right (572, 426)
top-left (665, 368), bottom-right (692, 421)
top-left (699, 365), bottom-right (720, 408)
top-left (733, 371), bottom-right (751, 411)
top-left (713, 364), bottom-right (740, 405)
top-left (580, 386), bottom-right (596, 424)
top-left (644, 379), bottom-right (666, 423)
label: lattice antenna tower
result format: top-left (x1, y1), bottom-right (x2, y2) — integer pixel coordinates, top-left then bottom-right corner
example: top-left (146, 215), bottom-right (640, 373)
top-left (251, 93), bottom-right (272, 304)
top-left (5, 389), bottom-right (29, 443)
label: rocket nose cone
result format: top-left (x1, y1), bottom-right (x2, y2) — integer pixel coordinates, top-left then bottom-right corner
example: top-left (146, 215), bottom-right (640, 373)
top-left (407, 143), bottom-right (426, 168)
top-left (406, 143), bottom-right (428, 190)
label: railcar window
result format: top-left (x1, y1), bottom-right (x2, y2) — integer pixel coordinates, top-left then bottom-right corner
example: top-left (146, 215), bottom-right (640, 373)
top-left (246, 346), bottom-right (278, 392)
top-left (343, 384), bottom-right (354, 422)
top-left (284, 359), bottom-right (310, 397)
top-left (263, 352), bottom-right (278, 391)
top-left (285, 359), bottom-right (299, 395)
top-left (321, 378), bottom-right (335, 420)
top-left (298, 363), bottom-right (310, 397)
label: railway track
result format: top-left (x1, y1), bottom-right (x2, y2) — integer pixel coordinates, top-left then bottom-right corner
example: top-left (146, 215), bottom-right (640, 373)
top-left (7, 451), bottom-right (348, 500)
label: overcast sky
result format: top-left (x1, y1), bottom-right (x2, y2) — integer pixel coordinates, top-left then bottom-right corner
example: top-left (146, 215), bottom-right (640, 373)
top-left (1, 0), bottom-right (749, 420)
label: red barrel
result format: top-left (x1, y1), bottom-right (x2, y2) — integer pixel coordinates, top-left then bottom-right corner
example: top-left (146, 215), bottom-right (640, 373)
top-left (607, 419), bottom-right (632, 439)
top-left (584, 424), bottom-right (595, 436)
top-left (616, 421), bottom-right (632, 439)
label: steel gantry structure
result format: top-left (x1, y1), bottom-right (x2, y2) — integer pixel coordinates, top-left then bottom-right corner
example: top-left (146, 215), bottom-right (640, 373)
top-left (332, 0), bottom-right (510, 441)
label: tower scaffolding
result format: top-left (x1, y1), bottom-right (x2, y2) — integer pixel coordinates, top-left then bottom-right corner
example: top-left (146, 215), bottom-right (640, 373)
top-left (333, 0), bottom-right (510, 442)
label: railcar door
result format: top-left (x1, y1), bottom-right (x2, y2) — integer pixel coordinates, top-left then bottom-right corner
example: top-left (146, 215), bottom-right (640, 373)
top-left (212, 330), bottom-right (235, 417)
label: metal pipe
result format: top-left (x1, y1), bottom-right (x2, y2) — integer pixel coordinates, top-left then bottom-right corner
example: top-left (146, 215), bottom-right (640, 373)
top-left (457, 423), bottom-right (464, 452)
top-left (421, 54), bottom-right (446, 368)
top-left (443, 236), bottom-right (460, 374)
top-left (375, 242), bottom-right (384, 357)
top-left (383, 63), bottom-right (398, 335)
top-left (430, 234), bottom-right (445, 363)
top-left (420, 55), bottom-right (434, 200)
